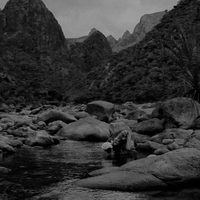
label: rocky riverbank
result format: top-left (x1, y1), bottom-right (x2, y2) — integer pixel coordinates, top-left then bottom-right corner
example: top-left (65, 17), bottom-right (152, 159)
top-left (1, 97), bottom-right (200, 192)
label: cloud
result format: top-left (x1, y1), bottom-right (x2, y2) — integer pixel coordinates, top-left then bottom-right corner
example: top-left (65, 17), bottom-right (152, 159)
top-left (0, 0), bottom-right (178, 38)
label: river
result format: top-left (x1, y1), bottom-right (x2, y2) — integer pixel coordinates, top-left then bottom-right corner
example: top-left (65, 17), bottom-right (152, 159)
top-left (0, 141), bottom-right (200, 200)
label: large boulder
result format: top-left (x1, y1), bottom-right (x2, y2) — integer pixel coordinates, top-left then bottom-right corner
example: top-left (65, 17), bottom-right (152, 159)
top-left (86, 101), bottom-right (115, 122)
top-left (57, 117), bottom-right (110, 142)
top-left (37, 110), bottom-right (77, 124)
top-left (152, 97), bottom-right (200, 129)
top-left (132, 118), bottom-right (164, 136)
top-left (77, 148), bottom-right (200, 191)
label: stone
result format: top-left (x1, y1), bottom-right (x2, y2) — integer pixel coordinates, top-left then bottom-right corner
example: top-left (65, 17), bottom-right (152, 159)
top-left (167, 142), bottom-right (180, 151)
top-left (0, 114), bottom-right (32, 127)
top-left (72, 111), bottom-right (90, 119)
top-left (151, 129), bottom-right (193, 144)
top-left (152, 97), bottom-right (200, 129)
top-left (77, 148), bottom-right (200, 191)
top-left (0, 141), bottom-right (15, 153)
top-left (162, 139), bottom-right (174, 145)
top-left (57, 117), bottom-right (110, 142)
top-left (0, 166), bottom-right (11, 174)
top-left (184, 137), bottom-right (200, 150)
top-left (86, 100), bottom-right (115, 122)
top-left (126, 109), bottom-right (149, 121)
top-left (137, 141), bottom-right (165, 151)
top-left (154, 148), bottom-right (169, 155)
top-left (37, 121), bottom-right (46, 129)
top-left (25, 130), bottom-right (59, 147)
top-left (132, 118), bottom-right (164, 136)
top-left (37, 110), bottom-right (77, 124)
top-left (114, 119), bottom-right (137, 129)
top-left (47, 121), bottom-right (65, 135)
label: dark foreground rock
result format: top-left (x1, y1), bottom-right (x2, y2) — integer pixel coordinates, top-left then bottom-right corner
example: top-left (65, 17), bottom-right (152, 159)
top-left (77, 148), bottom-right (200, 191)
top-left (57, 117), bottom-right (110, 142)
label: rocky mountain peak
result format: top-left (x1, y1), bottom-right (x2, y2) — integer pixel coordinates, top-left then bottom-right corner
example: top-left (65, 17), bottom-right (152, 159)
top-left (107, 35), bottom-right (117, 48)
top-left (81, 30), bottom-right (112, 71)
top-left (112, 11), bottom-right (166, 52)
top-left (2, 0), bottom-right (65, 51)
top-left (121, 30), bottom-right (131, 40)
top-left (89, 28), bottom-right (98, 36)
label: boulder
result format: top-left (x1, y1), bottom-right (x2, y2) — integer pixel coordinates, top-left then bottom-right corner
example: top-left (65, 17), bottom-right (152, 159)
top-left (126, 109), bottom-right (149, 121)
top-left (132, 118), bottom-right (164, 136)
top-left (47, 121), bottom-right (65, 135)
top-left (71, 111), bottom-right (90, 119)
top-left (0, 167), bottom-right (11, 174)
top-left (37, 110), bottom-right (77, 124)
top-left (184, 137), bottom-right (200, 150)
top-left (191, 117), bottom-right (200, 129)
top-left (0, 135), bottom-right (23, 148)
top-left (0, 141), bottom-right (15, 153)
top-left (167, 142), bottom-right (180, 151)
top-left (137, 141), bottom-right (165, 152)
top-left (114, 119), bottom-right (137, 129)
top-left (77, 148), bottom-right (200, 191)
top-left (25, 130), bottom-right (59, 147)
top-left (152, 97), bottom-right (200, 129)
top-left (151, 129), bottom-right (193, 144)
top-left (154, 148), bottom-right (169, 155)
top-left (0, 114), bottom-right (32, 127)
top-left (8, 127), bottom-right (36, 138)
top-left (57, 117), bottom-right (110, 142)
top-left (86, 101), bottom-right (115, 122)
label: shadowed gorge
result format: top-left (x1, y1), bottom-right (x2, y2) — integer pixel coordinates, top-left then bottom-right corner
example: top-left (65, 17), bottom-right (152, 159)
top-left (2, 1), bottom-right (200, 200)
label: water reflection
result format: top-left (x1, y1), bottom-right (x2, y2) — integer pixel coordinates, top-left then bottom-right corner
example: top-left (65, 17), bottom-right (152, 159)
top-left (0, 140), bottom-right (200, 200)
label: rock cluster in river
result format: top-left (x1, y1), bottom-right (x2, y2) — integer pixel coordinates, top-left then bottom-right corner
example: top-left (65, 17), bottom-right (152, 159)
top-left (1, 97), bottom-right (200, 190)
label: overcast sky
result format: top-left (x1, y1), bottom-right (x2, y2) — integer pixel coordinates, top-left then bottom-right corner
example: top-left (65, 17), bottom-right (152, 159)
top-left (0, 0), bottom-right (178, 39)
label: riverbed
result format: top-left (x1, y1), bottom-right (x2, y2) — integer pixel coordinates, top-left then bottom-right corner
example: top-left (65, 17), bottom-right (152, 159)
top-left (0, 141), bottom-right (200, 200)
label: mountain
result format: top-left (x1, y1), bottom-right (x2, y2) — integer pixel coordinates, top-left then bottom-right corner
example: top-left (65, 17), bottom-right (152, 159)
top-left (0, 0), bottom-right (69, 104)
top-left (86, 0), bottom-right (200, 103)
top-left (62, 30), bottom-right (112, 102)
top-left (3, 0), bottom-right (65, 52)
top-left (66, 28), bottom-right (99, 48)
top-left (107, 35), bottom-right (117, 48)
top-left (112, 11), bottom-right (166, 52)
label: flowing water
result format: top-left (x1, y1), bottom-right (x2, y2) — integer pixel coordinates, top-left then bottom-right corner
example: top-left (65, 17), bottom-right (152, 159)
top-left (0, 141), bottom-right (200, 200)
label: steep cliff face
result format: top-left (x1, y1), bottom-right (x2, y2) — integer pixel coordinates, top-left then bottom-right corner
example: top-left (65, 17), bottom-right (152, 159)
top-left (133, 11), bottom-right (167, 42)
top-left (2, 0), bottom-right (65, 52)
top-left (88, 0), bottom-right (200, 103)
top-left (0, 0), bottom-right (69, 104)
top-left (0, 0), bottom-right (112, 104)
top-left (112, 11), bottom-right (166, 52)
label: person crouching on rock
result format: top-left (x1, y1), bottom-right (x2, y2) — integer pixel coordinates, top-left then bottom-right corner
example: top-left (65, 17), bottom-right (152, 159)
top-left (102, 130), bottom-right (137, 160)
